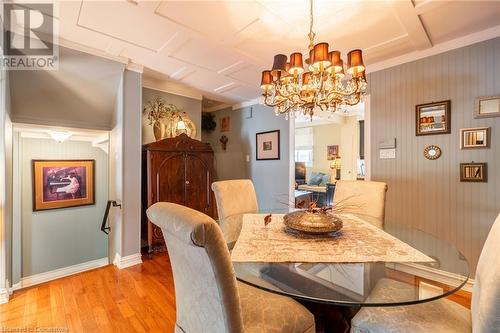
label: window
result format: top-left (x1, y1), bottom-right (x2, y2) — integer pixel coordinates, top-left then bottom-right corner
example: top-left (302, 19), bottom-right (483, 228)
top-left (295, 127), bottom-right (313, 167)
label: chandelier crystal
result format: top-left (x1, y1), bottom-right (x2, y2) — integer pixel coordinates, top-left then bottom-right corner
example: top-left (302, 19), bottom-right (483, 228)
top-left (260, 0), bottom-right (367, 119)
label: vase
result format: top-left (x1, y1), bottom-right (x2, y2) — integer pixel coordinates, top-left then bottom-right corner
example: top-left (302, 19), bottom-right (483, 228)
top-left (153, 121), bottom-right (165, 141)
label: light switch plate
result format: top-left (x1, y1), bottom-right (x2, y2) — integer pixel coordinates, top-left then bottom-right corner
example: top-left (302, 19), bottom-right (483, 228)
top-left (379, 148), bottom-right (396, 159)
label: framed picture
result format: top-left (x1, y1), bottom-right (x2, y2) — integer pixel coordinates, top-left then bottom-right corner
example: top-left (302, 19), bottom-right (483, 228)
top-left (474, 95), bottom-right (500, 119)
top-left (416, 100), bottom-right (451, 136)
top-left (220, 116), bottom-right (230, 132)
top-left (32, 160), bottom-right (95, 211)
top-left (460, 127), bottom-right (490, 149)
top-left (327, 145), bottom-right (339, 160)
top-left (256, 130), bottom-right (280, 160)
top-left (460, 162), bottom-right (487, 183)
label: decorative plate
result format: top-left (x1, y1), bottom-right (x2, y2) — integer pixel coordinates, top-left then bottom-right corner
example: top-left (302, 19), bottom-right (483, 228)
top-left (165, 116), bottom-right (197, 139)
top-left (283, 209), bottom-right (343, 235)
top-left (424, 145), bottom-right (442, 160)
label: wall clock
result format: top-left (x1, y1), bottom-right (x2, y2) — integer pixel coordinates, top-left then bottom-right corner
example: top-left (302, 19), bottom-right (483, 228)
top-left (424, 145), bottom-right (442, 160)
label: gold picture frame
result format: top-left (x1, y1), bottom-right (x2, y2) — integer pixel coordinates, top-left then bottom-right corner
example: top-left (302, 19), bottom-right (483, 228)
top-left (460, 127), bottom-right (490, 149)
top-left (474, 95), bottom-right (500, 119)
top-left (32, 160), bottom-right (95, 211)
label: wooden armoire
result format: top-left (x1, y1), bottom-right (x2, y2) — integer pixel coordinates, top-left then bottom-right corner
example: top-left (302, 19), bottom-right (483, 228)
top-left (141, 133), bottom-right (216, 253)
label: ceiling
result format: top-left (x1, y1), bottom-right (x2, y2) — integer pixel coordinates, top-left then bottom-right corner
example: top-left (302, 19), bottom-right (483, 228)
top-left (10, 47), bottom-right (125, 130)
top-left (15, 1), bottom-right (500, 104)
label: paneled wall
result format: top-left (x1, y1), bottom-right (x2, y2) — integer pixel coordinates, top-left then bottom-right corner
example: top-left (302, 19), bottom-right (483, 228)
top-left (367, 37), bottom-right (500, 274)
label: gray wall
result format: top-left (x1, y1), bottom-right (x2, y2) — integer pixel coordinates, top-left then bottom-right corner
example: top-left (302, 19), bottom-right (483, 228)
top-left (17, 138), bottom-right (108, 277)
top-left (203, 104), bottom-right (291, 211)
top-left (367, 37), bottom-right (500, 274)
top-left (142, 88), bottom-right (202, 143)
top-left (121, 70), bottom-right (142, 257)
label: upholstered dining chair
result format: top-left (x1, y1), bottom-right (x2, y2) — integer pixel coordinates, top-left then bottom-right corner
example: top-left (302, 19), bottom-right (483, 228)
top-left (146, 202), bottom-right (315, 333)
top-left (211, 179), bottom-right (259, 248)
top-left (333, 180), bottom-right (388, 228)
top-left (350, 213), bottom-right (500, 333)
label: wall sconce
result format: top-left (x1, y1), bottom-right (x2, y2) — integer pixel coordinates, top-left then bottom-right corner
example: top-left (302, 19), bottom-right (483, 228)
top-left (220, 135), bottom-right (228, 151)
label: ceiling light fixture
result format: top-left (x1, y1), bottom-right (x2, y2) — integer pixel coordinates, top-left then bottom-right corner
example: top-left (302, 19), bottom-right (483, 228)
top-left (260, 0), bottom-right (367, 119)
top-left (49, 131), bottom-right (72, 143)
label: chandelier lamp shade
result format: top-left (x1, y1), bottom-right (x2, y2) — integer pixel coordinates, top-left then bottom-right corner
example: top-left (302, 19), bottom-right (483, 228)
top-left (260, 0), bottom-right (367, 118)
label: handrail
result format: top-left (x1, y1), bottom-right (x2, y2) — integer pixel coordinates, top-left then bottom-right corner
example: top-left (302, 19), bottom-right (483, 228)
top-left (101, 200), bottom-right (121, 234)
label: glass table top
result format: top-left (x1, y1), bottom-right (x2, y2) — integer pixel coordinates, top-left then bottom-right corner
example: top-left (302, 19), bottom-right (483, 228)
top-left (232, 213), bottom-right (469, 307)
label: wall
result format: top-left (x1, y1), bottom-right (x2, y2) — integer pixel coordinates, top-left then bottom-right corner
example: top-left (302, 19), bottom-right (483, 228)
top-left (367, 37), bottom-right (500, 274)
top-left (0, 65), bottom-right (12, 300)
top-left (142, 87), bottom-right (202, 143)
top-left (340, 116), bottom-right (360, 180)
top-left (203, 104), bottom-right (290, 210)
top-left (17, 138), bottom-right (108, 277)
top-left (311, 123), bottom-right (341, 173)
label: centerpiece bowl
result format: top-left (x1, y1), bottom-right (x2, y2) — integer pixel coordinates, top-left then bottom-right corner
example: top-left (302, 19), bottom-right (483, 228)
top-left (283, 208), bottom-right (343, 235)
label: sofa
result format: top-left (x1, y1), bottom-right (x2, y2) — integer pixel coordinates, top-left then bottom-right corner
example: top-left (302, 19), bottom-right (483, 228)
top-left (297, 169), bottom-right (336, 206)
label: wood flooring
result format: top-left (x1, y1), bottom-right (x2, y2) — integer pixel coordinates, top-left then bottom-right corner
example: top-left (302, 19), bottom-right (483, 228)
top-left (0, 253), bottom-right (176, 333)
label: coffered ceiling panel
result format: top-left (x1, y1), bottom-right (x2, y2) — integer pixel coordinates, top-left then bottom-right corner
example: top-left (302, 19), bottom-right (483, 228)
top-left (49, 0), bottom-right (500, 105)
top-left (156, 1), bottom-right (264, 43)
top-left (419, 1), bottom-right (500, 44)
top-left (170, 37), bottom-right (243, 72)
top-left (78, 0), bottom-right (179, 52)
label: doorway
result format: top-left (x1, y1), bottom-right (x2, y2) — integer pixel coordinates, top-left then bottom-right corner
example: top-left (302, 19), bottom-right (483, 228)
top-left (11, 124), bottom-right (110, 288)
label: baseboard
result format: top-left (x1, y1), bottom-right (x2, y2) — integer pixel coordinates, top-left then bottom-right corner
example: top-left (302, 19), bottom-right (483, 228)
top-left (14, 257), bottom-right (109, 291)
top-left (0, 288), bottom-right (9, 304)
top-left (113, 252), bottom-right (142, 269)
top-left (388, 262), bottom-right (475, 293)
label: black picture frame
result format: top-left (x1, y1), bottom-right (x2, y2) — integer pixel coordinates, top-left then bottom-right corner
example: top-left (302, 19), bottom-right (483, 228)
top-left (256, 130), bottom-right (280, 160)
top-left (460, 162), bottom-right (487, 183)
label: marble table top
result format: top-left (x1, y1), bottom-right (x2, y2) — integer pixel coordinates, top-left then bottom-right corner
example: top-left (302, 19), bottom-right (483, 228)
top-left (231, 213), bottom-right (434, 264)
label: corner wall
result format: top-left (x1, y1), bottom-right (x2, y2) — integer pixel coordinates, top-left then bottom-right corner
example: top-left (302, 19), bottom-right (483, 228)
top-left (367, 37), bottom-right (500, 274)
top-left (202, 104), bottom-right (290, 210)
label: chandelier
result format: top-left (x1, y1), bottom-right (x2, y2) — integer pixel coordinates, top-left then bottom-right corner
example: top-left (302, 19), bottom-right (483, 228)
top-left (260, 0), bottom-right (367, 119)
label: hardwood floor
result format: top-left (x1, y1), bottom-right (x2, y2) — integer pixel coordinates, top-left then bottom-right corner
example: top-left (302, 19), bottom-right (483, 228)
top-left (0, 253), bottom-right (176, 333)
top-left (1, 253), bottom-right (472, 333)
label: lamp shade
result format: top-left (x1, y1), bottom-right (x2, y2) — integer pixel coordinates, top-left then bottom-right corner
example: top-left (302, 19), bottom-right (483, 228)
top-left (288, 52), bottom-right (304, 75)
top-left (336, 59), bottom-right (345, 79)
top-left (301, 72), bottom-right (312, 89)
top-left (260, 70), bottom-right (273, 90)
top-left (327, 51), bottom-right (343, 74)
top-left (271, 54), bottom-right (287, 76)
top-left (347, 49), bottom-right (365, 75)
top-left (311, 42), bottom-right (331, 71)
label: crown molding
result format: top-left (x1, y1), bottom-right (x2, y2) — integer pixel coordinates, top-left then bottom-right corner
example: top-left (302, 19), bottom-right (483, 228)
top-left (126, 62), bottom-right (144, 74)
top-left (143, 77), bottom-right (203, 101)
top-left (231, 98), bottom-right (261, 111)
top-left (58, 37), bottom-right (129, 65)
top-left (367, 24), bottom-right (500, 74)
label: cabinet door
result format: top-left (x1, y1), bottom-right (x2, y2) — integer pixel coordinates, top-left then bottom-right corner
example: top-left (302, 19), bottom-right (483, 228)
top-left (185, 153), bottom-right (212, 215)
top-left (155, 153), bottom-right (185, 204)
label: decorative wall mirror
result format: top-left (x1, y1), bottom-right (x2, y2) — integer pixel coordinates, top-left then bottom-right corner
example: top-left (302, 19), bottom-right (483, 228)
top-left (424, 145), bottom-right (442, 160)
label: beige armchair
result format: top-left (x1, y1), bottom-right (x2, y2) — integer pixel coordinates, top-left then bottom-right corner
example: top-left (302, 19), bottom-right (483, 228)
top-left (147, 202), bottom-right (315, 333)
top-left (350, 213), bottom-right (500, 333)
top-left (211, 179), bottom-right (259, 247)
top-left (333, 180), bottom-right (388, 228)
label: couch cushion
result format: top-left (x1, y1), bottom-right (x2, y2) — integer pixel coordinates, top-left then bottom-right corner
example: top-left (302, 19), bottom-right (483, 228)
top-left (307, 172), bottom-right (325, 185)
top-left (238, 281), bottom-right (315, 333)
top-left (298, 184), bottom-right (326, 193)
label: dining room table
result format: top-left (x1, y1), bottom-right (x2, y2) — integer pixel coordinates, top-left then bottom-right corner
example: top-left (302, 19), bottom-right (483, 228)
top-left (230, 210), bottom-right (469, 333)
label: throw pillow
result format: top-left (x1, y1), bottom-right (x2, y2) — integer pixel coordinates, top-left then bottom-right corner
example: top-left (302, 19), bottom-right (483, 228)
top-left (308, 172), bottom-right (325, 186)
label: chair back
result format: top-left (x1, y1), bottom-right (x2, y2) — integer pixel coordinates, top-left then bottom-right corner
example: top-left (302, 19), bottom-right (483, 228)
top-left (211, 179), bottom-right (259, 220)
top-left (471, 213), bottom-right (500, 333)
top-left (333, 180), bottom-right (388, 228)
top-left (146, 202), bottom-right (243, 333)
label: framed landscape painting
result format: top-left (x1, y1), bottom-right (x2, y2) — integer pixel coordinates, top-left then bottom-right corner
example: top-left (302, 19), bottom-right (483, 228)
top-left (32, 160), bottom-right (95, 211)
top-left (256, 130), bottom-right (280, 160)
